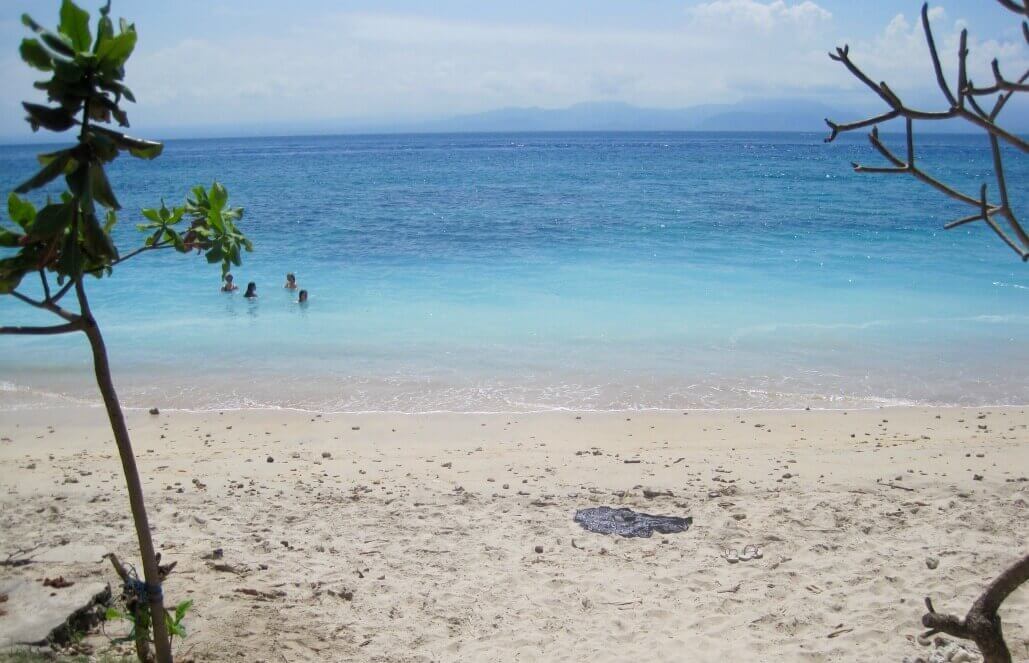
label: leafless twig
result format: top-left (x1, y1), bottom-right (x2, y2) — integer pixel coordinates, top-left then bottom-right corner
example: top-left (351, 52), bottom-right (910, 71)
top-left (825, 1), bottom-right (1028, 260)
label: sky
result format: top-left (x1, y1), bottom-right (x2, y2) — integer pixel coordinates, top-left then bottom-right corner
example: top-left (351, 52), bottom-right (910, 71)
top-left (1, 0), bottom-right (1027, 139)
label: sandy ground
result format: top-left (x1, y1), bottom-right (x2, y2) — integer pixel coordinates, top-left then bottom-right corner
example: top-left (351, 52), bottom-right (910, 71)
top-left (0, 405), bottom-right (1027, 662)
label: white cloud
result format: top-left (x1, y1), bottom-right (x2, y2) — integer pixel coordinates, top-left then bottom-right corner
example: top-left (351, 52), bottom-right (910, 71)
top-left (113, 6), bottom-right (840, 131)
top-left (837, 8), bottom-right (1029, 108)
top-left (2, 1), bottom-right (1025, 137)
top-left (687, 0), bottom-right (831, 32)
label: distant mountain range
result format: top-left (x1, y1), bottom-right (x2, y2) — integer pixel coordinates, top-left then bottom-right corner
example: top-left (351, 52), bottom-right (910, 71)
top-left (5, 96), bottom-right (1026, 144)
top-left (404, 99), bottom-right (848, 133)
top-left (370, 97), bottom-right (1028, 135)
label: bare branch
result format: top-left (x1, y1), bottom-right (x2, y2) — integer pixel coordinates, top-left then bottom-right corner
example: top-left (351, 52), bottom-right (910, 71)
top-left (921, 3), bottom-right (959, 106)
top-left (967, 60), bottom-right (1029, 96)
top-left (957, 108), bottom-right (1029, 152)
top-left (943, 208), bottom-right (1006, 229)
top-left (995, 0), bottom-right (1028, 17)
top-left (51, 280), bottom-right (75, 304)
top-left (863, 128), bottom-right (984, 208)
top-left (905, 118), bottom-right (914, 165)
top-left (0, 321), bottom-right (85, 336)
top-left (10, 290), bottom-right (45, 309)
top-left (111, 241), bottom-right (174, 267)
top-left (922, 553), bottom-right (1029, 663)
top-left (977, 184), bottom-right (1029, 260)
top-left (829, 45), bottom-right (896, 107)
top-left (38, 270), bottom-right (51, 301)
top-left (82, 241), bottom-right (175, 278)
top-left (825, 0), bottom-right (1028, 258)
top-left (10, 289), bottom-right (80, 322)
top-left (823, 110), bottom-right (899, 143)
top-left (957, 29), bottom-right (970, 107)
top-left (867, 127), bottom-right (907, 167)
top-left (989, 70), bottom-right (1029, 119)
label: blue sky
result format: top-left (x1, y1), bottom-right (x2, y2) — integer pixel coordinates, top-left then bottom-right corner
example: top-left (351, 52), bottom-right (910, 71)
top-left (1, 0), bottom-right (1027, 139)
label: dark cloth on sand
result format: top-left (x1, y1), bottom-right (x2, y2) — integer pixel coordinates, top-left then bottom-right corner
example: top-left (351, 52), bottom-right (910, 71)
top-left (573, 506), bottom-right (692, 538)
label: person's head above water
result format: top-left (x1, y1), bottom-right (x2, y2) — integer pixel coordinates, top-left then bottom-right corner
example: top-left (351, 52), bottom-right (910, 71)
top-left (244, 282), bottom-right (257, 298)
top-left (285, 273), bottom-right (297, 289)
top-left (222, 273), bottom-right (238, 291)
top-left (298, 289), bottom-right (308, 303)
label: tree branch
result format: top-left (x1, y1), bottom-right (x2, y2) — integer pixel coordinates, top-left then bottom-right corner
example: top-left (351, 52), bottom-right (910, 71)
top-left (83, 241), bottom-right (175, 278)
top-left (823, 110), bottom-right (900, 142)
top-left (38, 270), bottom-right (51, 301)
top-left (0, 321), bottom-right (85, 335)
top-left (921, 2), bottom-right (959, 107)
top-left (10, 289), bottom-right (80, 322)
top-left (967, 60), bottom-right (1029, 96)
top-left (824, 1), bottom-right (1028, 258)
top-left (994, 0), bottom-right (1028, 17)
top-left (921, 553), bottom-right (1029, 663)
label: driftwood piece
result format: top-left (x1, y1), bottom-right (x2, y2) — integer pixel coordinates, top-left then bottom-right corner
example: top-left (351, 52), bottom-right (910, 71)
top-left (920, 552), bottom-right (1029, 663)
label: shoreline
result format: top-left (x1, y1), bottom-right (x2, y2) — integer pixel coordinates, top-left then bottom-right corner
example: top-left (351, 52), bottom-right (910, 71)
top-left (1, 405), bottom-right (1027, 661)
top-left (4, 397), bottom-right (1029, 416)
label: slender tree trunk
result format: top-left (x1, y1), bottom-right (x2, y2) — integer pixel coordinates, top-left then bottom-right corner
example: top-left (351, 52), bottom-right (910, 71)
top-left (79, 294), bottom-right (173, 663)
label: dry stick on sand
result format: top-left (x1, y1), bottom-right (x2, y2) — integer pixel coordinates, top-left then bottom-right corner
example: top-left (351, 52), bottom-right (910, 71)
top-left (920, 553), bottom-right (1029, 663)
top-left (824, 0), bottom-right (1029, 261)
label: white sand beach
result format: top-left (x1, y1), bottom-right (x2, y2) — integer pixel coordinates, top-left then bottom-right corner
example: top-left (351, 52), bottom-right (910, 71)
top-left (1, 405), bottom-right (1027, 662)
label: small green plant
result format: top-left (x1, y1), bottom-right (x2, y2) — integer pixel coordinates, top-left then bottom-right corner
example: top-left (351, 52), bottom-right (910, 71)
top-left (106, 599), bottom-right (192, 647)
top-left (1, 2), bottom-right (251, 661)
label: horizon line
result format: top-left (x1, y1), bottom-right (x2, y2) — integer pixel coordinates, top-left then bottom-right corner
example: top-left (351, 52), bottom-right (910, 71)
top-left (0, 126), bottom-right (1002, 148)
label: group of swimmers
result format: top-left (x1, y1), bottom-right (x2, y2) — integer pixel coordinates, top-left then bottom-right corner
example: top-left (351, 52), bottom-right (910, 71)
top-left (221, 272), bottom-right (308, 303)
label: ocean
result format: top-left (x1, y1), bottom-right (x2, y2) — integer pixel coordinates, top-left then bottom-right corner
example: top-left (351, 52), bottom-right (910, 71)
top-left (0, 131), bottom-right (1026, 412)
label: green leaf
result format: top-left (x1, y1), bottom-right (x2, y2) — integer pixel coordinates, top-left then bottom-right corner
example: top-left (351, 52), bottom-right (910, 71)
top-left (86, 130), bottom-right (119, 162)
top-left (141, 208), bottom-right (162, 223)
top-left (103, 209), bottom-right (117, 233)
top-left (104, 607), bottom-right (125, 621)
top-left (89, 163), bottom-right (120, 209)
top-left (81, 210), bottom-right (117, 260)
top-left (94, 3), bottom-right (114, 54)
top-left (54, 220), bottom-right (82, 276)
top-left (22, 14), bottom-right (75, 57)
top-left (52, 57), bottom-right (84, 82)
top-left (98, 80), bottom-right (136, 104)
top-left (19, 38), bottom-right (53, 71)
top-left (0, 228), bottom-right (23, 247)
top-left (166, 228), bottom-right (186, 252)
top-left (65, 163), bottom-right (90, 200)
top-left (58, 0), bottom-right (92, 52)
top-left (91, 126), bottom-right (162, 159)
top-left (8, 194), bottom-right (37, 229)
top-left (96, 29), bottom-right (136, 69)
top-left (175, 599), bottom-right (193, 622)
top-left (23, 103), bottom-right (77, 133)
top-left (0, 270), bottom-right (27, 294)
top-left (209, 182), bottom-right (228, 211)
top-left (14, 152), bottom-right (73, 193)
top-left (26, 202), bottom-right (73, 241)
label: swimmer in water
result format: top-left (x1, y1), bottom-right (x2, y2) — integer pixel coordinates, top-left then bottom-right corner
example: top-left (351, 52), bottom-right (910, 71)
top-left (298, 289), bottom-right (308, 304)
top-left (244, 282), bottom-right (257, 298)
top-left (285, 273), bottom-right (298, 290)
top-left (221, 273), bottom-right (238, 292)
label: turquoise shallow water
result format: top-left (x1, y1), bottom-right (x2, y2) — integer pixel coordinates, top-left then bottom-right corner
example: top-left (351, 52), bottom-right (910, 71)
top-left (0, 131), bottom-right (1026, 411)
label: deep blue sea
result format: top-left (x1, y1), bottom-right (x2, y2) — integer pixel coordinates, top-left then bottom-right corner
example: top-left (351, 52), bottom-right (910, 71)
top-left (1, 131), bottom-right (1026, 412)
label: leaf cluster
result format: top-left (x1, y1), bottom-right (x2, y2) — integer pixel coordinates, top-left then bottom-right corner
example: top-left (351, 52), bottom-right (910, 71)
top-left (138, 183), bottom-right (251, 276)
top-left (105, 599), bottom-right (193, 643)
top-left (1, 0), bottom-right (251, 297)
